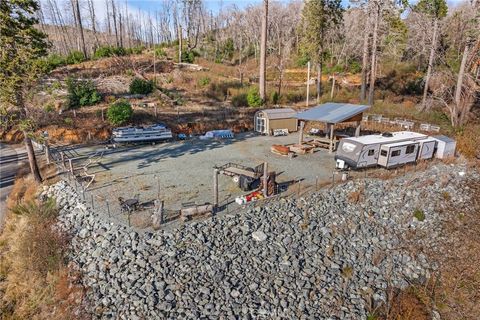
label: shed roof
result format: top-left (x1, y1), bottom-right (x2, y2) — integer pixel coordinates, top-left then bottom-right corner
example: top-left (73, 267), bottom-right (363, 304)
top-left (257, 108), bottom-right (297, 120)
top-left (296, 102), bottom-right (370, 124)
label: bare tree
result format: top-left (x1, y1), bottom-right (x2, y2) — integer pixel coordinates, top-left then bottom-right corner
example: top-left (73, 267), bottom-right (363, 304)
top-left (87, 0), bottom-right (99, 49)
top-left (416, 0), bottom-right (448, 110)
top-left (72, 0), bottom-right (87, 57)
top-left (111, 0), bottom-right (119, 47)
top-left (368, 1), bottom-right (380, 105)
top-left (259, 0), bottom-right (268, 101)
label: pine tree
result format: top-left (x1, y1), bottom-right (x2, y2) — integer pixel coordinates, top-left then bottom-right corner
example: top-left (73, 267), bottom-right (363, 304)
top-left (0, 0), bottom-right (50, 183)
top-left (301, 0), bottom-right (343, 103)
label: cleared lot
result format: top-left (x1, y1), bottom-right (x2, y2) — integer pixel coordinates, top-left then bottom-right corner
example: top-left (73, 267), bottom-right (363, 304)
top-left (68, 132), bottom-right (335, 226)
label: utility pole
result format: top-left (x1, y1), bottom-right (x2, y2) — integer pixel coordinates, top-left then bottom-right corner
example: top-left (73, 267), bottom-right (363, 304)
top-left (306, 61), bottom-right (310, 107)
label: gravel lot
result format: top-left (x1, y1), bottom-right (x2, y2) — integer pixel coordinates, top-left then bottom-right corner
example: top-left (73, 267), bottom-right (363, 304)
top-left (70, 132), bottom-right (335, 226)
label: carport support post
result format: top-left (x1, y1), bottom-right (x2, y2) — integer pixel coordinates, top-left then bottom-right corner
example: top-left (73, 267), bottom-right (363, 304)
top-left (60, 152), bottom-right (65, 170)
top-left (213, 169), bottom-right (219, 213)
top-left (68, 159), bottom-right (74, 174)
top-left (329, 123), bottom-right (335, 153)
top-left (263, 162), bottom-right (268, 197)
top-left (355, 120), bottom-right (361, 137)
top-left (298, 121), bottom-right (304, 145)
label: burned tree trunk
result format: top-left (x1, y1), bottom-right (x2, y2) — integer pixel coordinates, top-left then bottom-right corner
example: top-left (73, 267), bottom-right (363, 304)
top-left (259, 0), bottom-right (268, 101)
top-left (368, 4), bottom-right (379, 106)
top-left (421, 18), bottom-right (439, 110)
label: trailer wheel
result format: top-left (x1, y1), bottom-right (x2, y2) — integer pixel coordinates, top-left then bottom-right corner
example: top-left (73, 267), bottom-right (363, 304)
top-left (232, 175), bottom-right (240, 186)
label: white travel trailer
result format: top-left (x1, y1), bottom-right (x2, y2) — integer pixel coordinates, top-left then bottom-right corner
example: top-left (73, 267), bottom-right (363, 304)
top-left (335, 131), bottom-right (431, 170)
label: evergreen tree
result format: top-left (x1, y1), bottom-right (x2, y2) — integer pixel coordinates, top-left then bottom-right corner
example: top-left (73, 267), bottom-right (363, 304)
top-left (0, 0), bottom-right (50, 182)
top-left (301, 0), bottom-right (343, 102)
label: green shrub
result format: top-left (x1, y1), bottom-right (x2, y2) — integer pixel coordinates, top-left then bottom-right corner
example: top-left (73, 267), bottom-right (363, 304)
top-left (93, 46), bottom-right (128, 59)
top-left (348, 60), bottom-right (362, 74)
top-left (413, 209), bottom-right (425, 221)
top-left (198, 77), bottom-right (210, 87)
top-left (93, 46), bottom-right (113, 59)
top-left (107, 99), bottom-right (133, 125)
top-left (181, 50), bottom-right (197, 63)
top-left (51, 81), bottom-right (62, 90)
top-left (129, 78), bottom-right (154, 95)
top-left (296, 53), bottom-right (310, 67)
top-left (247, 87), bottom-right (263, 107)
top-left (222, 38), bottom-right (235, 60)
top-left (231, 93), bottom-right (248, 107)
top-left (65, 50), bottom-right (85, 64)
top-left (402, 76), bottom-right (424, 95)
top-left (66, 77), bottom-right (101, 109)
top-left (64, 117), bottom-right (73, 126)
top-left (113, 46), bottom-right (126, 56)
top-left (126, 45), bottom-right (145, 55)
top-left (37, 54), bottom-right (66, 72)
top-left (44, 103), bottom-right (55, 113)
top-left (271, 91), bottom-right (280, 105)
top-left (154, 47), bottom-right (167, 57)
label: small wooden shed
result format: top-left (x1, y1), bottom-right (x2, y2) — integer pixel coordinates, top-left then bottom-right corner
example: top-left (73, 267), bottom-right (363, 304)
top-left (254, 108), bottom-right (298, 135)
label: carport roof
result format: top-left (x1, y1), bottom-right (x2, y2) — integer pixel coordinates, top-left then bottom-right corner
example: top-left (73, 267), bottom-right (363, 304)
top-left (296, 102), bottom-right (370, 124)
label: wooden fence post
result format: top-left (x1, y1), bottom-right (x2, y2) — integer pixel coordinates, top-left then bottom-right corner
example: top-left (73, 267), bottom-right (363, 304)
top-left (213, 169), bottom-right (219, 213)
top-left (263, 162), bottom-right (268, 197)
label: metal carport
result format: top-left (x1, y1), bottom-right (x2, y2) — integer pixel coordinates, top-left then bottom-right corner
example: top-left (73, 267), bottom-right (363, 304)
top-left (296, 102), bottom-right (370, 152)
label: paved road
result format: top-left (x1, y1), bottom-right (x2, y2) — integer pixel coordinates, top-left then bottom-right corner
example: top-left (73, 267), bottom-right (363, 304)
top-left (0, 143), bottom-right (26, 231)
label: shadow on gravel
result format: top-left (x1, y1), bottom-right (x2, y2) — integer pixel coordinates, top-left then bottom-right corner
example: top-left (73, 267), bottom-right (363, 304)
top-left (96, 132), bottom-right (254, 170)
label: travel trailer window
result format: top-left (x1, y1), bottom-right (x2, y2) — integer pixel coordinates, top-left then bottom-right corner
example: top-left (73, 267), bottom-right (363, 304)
top-left (381, 150), bottom-right (387, 157)
top-left (406, 145), bottom-right (415, 154)
top-left (368, 149), bottom-right (375, 156)
top-left (392, 150), bottom-right (401, 157)
top-left (342, 142), bottom-right (357, 153)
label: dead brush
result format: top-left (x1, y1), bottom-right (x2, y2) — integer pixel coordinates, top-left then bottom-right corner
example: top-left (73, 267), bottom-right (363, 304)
top-left (0, 197), bottom-right (85, 319)
top-left (347, 185), bottom-right (365, 204)
top-left (6, 174), bottom-right (39, 210)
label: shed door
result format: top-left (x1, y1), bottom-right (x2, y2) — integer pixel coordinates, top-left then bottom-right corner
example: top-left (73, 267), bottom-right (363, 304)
top-left (256, 117), bottom-right (266, 134)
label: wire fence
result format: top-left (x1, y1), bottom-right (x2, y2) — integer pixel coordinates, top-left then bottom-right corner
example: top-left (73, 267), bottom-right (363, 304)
top-left (39, 139), bottom-right (424, 230)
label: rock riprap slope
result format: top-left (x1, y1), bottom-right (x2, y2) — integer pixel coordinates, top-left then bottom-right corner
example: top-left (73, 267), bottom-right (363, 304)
top-left (43, 163), bottom-right (477, 319)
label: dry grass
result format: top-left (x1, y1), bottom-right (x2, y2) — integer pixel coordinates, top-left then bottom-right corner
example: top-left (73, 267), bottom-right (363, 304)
top-left (347, 185), bottom-right (364, 204)
top-left (6, 175), bottom-right (39, 211)
top-left (382, 287), bottom-right (431, 320)
top-left (373, 175), bottom-right (480, 320)
top-left (0, 178), bottom-right (86, 319)
top-left (455, 123), bottom-right (480, 159)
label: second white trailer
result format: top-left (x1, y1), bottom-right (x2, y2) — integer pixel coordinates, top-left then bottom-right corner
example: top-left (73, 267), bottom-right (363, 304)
top-left (377, 141), bottom-right (420, 168)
